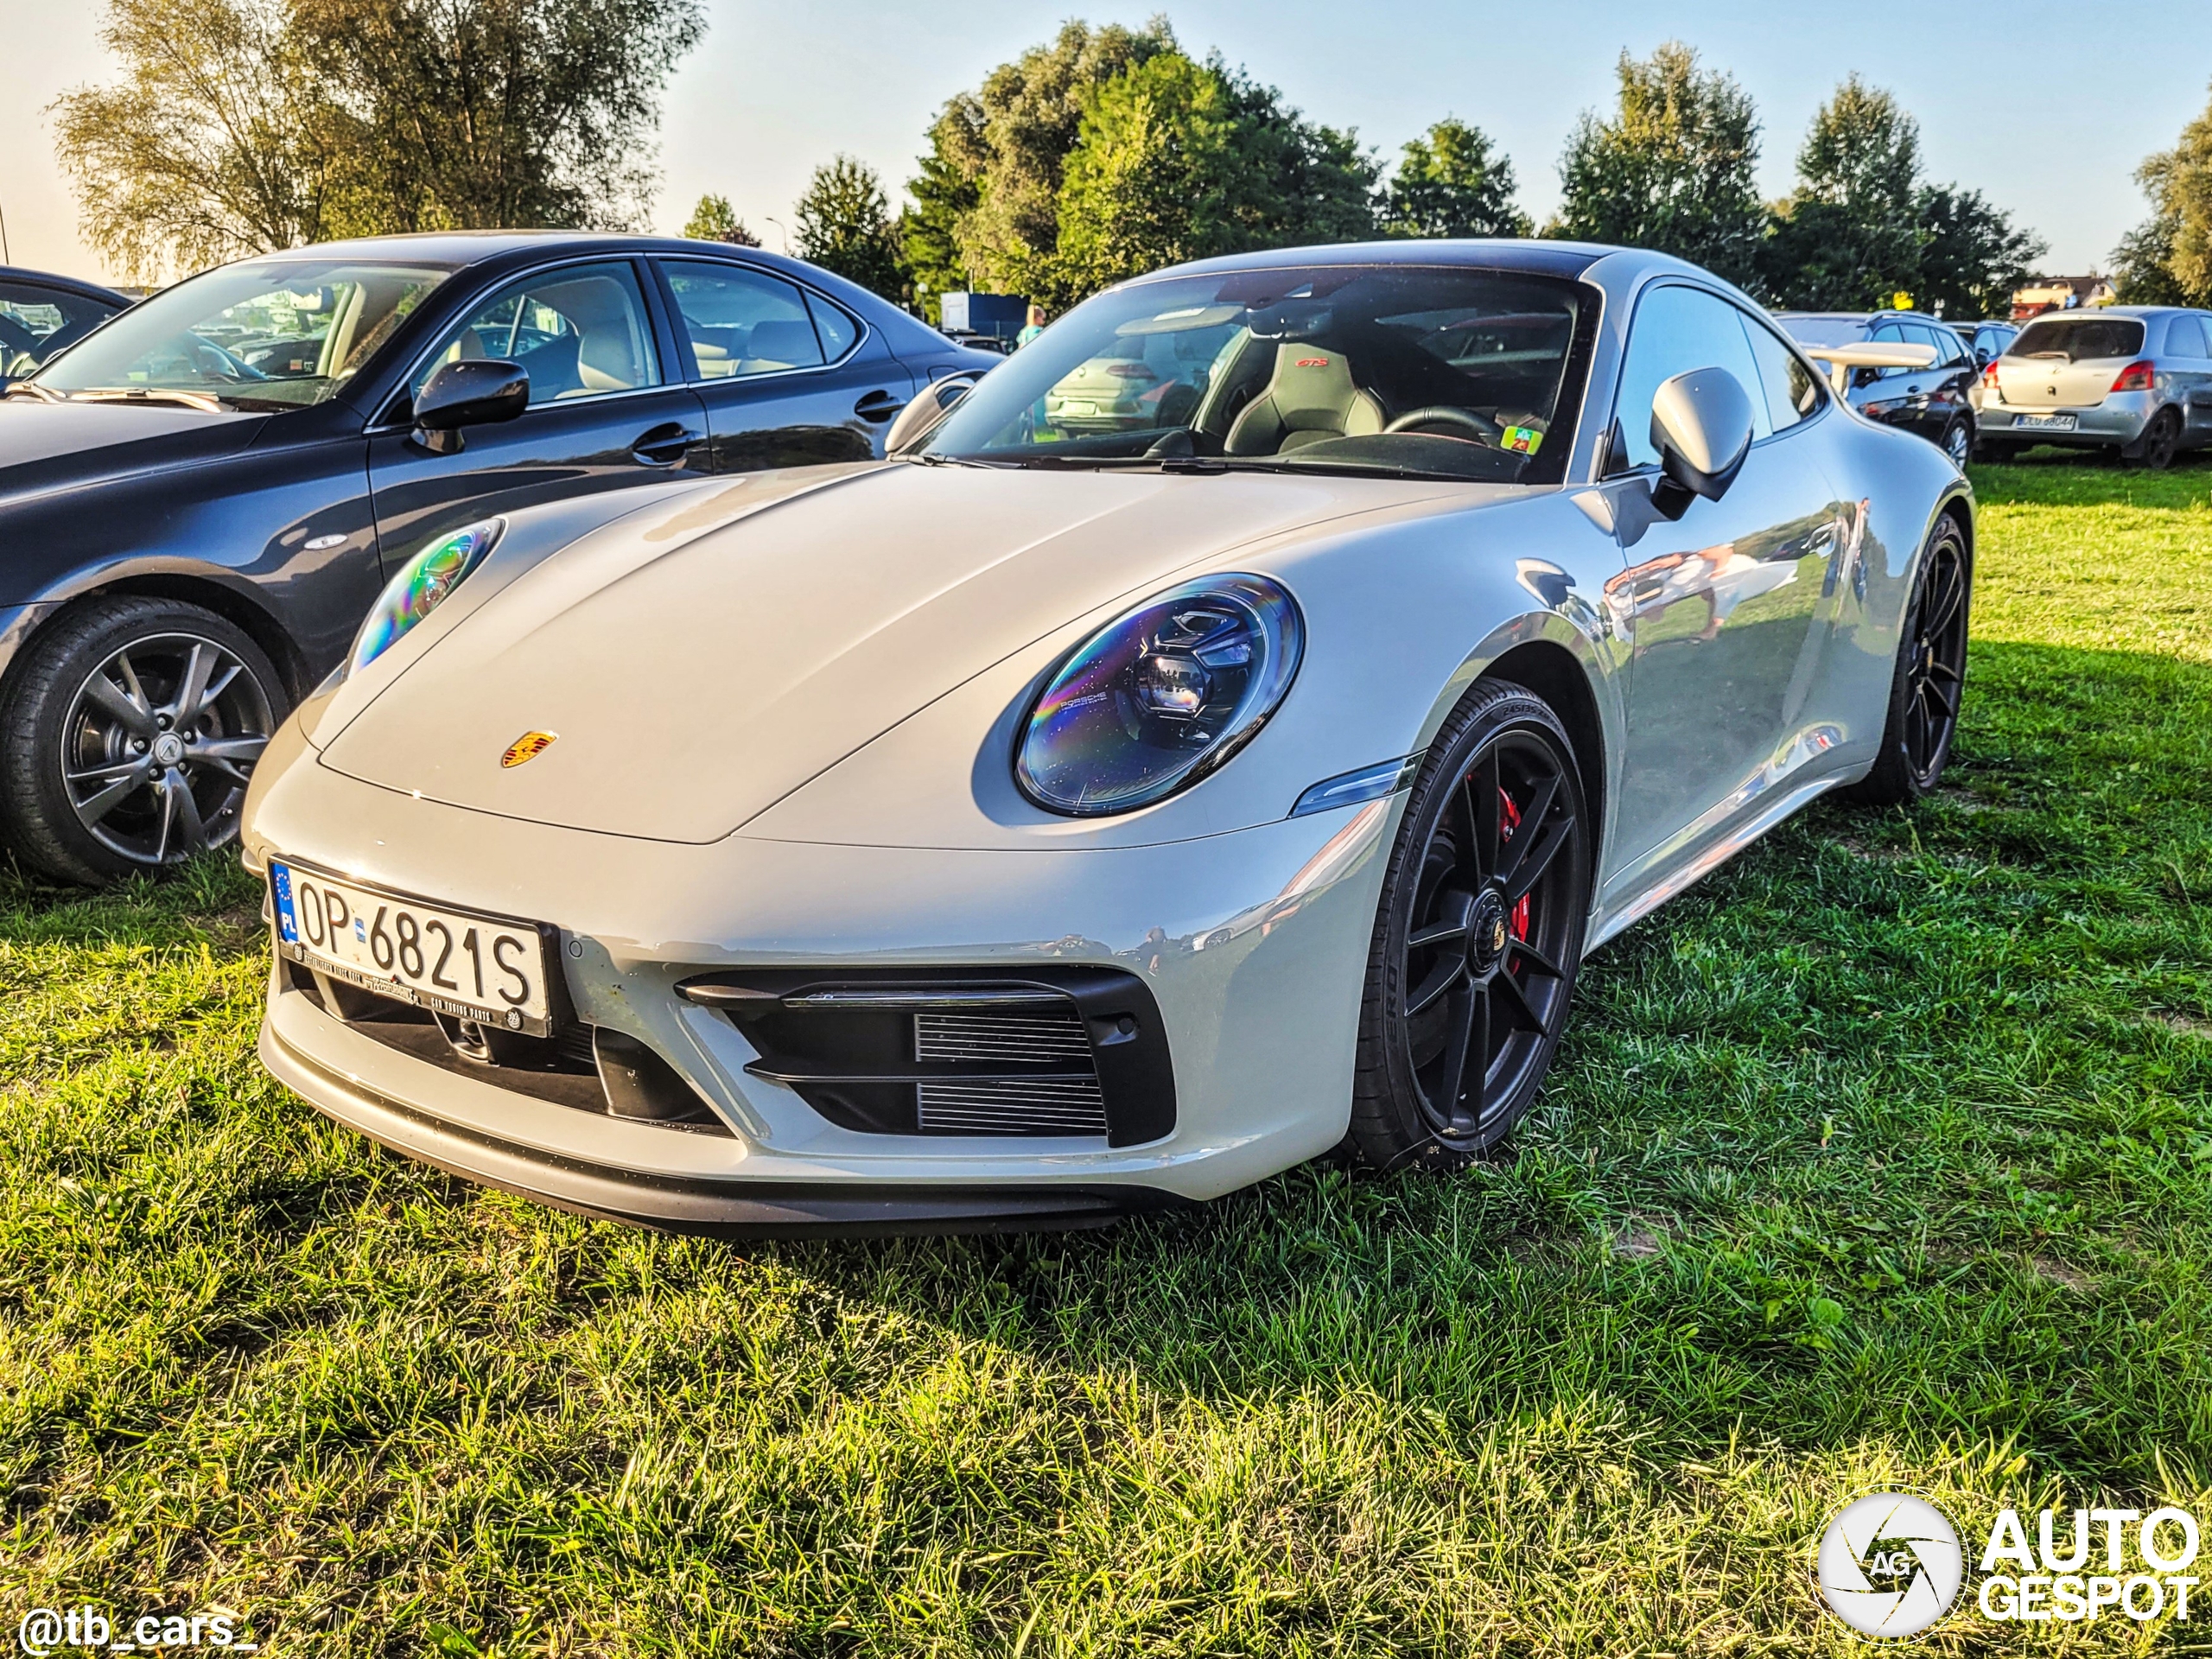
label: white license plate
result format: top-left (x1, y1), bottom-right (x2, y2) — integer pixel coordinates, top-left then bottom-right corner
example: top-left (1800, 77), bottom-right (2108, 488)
top-left (270, 860), bottom-right (556, 1035)
top-left (2013, 412), bottom-right (2077, 431)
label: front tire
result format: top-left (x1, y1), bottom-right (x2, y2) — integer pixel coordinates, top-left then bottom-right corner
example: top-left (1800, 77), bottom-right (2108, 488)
top-left (0, 596), bottom-right (289, 884)
top-left (1348, 680), bottom-right (1592, 1170)
top-left (1941, 419), bottom-right (1973, 468)
top-left (1844, 515), bottom-right (1971, 807)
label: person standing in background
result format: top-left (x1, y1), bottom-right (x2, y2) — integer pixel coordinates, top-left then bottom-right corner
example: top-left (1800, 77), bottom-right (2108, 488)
top-left (1016, 302), bottom-right (1046, 347)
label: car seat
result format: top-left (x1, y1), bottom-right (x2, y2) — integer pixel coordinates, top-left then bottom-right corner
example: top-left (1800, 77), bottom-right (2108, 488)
top-left (740, 319), bottom-right (822, 373)
top-left (1224, 343), bottom-right (1387, 454)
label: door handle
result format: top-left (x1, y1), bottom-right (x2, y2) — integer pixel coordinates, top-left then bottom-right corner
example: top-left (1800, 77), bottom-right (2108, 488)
top-left (853, 389), bottom-right (906, 423)
top-left (631, 423), bottom-right (699, 467)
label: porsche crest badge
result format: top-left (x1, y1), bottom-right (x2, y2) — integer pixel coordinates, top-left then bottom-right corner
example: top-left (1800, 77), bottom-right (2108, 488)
top-left (500, 731), bottom-right (558, 768)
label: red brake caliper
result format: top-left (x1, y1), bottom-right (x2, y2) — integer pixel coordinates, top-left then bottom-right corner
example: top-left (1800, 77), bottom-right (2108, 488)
top-left (1499, 788), bottom-right (1531, 943)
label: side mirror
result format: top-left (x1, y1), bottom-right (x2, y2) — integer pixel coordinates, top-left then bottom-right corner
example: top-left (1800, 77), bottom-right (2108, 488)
top-left (1649, 366), bottom-right (1753, 520)
top-left (885, 370), bottom-right (981, 454)
top-left (1850, 364), bottom-right (1880, 389)
top-left (410, 358), bottom-right (529, 454)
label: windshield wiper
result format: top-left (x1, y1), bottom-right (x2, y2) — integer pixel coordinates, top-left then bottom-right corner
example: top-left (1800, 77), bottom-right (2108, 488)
top-left (2, 381), bottom-right (64, 403)
top-left (67, 386), bottom-right (234, 413)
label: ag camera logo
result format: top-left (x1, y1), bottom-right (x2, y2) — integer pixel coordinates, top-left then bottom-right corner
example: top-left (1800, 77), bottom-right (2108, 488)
top-left (1817, 1493), bottom-right (1966, 1637)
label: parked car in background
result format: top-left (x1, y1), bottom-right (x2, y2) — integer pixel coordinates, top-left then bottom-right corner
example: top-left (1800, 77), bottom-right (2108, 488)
top-left (1954, 319), bottom-right (2018, 366)
top-left (0, 232), bottom-right (998, 884)
top-left (1974, 306), bottom-right (2212, 467)
top-left (1778, 311), bottom-right (1979, 466)
top-left (242, 239), bottom-right (1972, 1234)
top-left (0, 267), bottom-right (130, 389)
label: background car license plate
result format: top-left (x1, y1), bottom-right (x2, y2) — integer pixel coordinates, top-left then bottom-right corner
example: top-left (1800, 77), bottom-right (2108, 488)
top-left (269, 860), bottom-right (556, 1035)
top-left (2014, 413), bottom-right (2077, 431)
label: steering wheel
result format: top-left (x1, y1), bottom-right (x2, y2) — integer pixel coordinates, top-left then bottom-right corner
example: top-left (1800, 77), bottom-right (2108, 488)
top-left (1384, 405), bottom-right (1505, 444)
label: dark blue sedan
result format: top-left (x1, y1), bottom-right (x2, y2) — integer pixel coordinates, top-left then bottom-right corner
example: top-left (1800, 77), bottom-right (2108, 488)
top-left (0, 232), bottom-right (998, 882)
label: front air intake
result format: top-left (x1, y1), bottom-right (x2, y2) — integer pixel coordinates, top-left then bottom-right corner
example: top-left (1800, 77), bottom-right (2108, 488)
top-left (677, 966), bottom-right (1174, 1145)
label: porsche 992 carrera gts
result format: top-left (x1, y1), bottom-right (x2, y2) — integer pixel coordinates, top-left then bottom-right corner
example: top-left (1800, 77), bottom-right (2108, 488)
top-left (242, 239), bottom-right (1972, 1235)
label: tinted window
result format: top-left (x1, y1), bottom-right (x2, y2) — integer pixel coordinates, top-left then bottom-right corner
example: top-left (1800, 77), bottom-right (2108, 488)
top-left (1924, 324), bottom-right (1971, 367)
top-left (804, 290), bottom-right (861, 361)
top-left (2010, 316), bottom-right (2145, 362)
top-left (2166, 315), bottom-right (2209, 357)
top-left (922, 264), bottom-right (1593, 484)
top-left (416, 261), bottom-right (660, 405)
top-left (1613, 283), bottom-right (1771, 465)
top-left (0, 281), bottom-right (119, 378)
top-left (662, 262), bottom-right (824, 378)
top-left (1737, 309), bottom-right (1821, 430)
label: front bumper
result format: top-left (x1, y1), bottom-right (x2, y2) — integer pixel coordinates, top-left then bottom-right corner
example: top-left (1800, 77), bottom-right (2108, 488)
top-left (1972, 390), bottom-right (2158, 446)
top-left (248, 756), bottom-right (1402, 1231)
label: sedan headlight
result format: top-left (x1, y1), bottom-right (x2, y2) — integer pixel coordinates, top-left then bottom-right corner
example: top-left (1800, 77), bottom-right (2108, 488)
top-left (350, 518), bottom-right (503, 673)
top-left (1016, 574), bottom-right (1303, 816)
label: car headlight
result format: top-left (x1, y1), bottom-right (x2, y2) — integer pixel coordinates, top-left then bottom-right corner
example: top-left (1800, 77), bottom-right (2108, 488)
top-left (1015, 574), bottom-right (1303, 816)
top-left (349, 518), bottom-right (503, 673)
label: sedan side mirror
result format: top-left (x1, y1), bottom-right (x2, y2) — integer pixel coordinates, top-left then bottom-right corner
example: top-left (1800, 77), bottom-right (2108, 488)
top-left (411, 358), bottom-right (529, 454)
top-left (1649, 366), bottom-right (1753, 521)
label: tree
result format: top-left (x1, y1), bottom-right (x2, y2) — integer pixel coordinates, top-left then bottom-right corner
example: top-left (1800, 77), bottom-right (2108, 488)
top-left (1382, 118), bottom-right (1529, 239)
top-left (917, 18), bottom-right (1177, 299)
top-left (1052, 52), bottom-right (1377, 302)
top-left (682, 193), bottom-right (761, 246)
top-left (1553, 42), bottom-right (1764, 289)
top-left (292, 0), bottom-right (705, 234)
top-left (54, 0), bottom-right (709, 277)
top-left (2112, 88), bottom-right (2212, 305)
top-left (48, 0), bottom-right (346, 278)
top-left (1759, 75), bottom-right (1923, 308)
top-left (794, 156), bottom-right (902, 299)
top-left (1911, 185), bottom-right (2044, 320)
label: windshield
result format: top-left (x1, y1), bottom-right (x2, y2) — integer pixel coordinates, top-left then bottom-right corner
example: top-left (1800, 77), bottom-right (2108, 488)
top-left (2009, 316), bottom-right (2145, 363)
top-left (919, 265), bottom-right (1592, 483)
top-left (29, 258), bottom-right (453, 410)
top-left (1778, 316), bottom-right (1872, 347)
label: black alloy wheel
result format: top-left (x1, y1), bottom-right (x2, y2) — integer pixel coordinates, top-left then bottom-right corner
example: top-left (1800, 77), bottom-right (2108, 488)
top-left (0, 595), bottom-right (288, 883)
top-left (2135, 407), bottom-right (2183, 471)
top-left (1846, 514), bottom-right (1972, 806)
top-left (1349, 681), bottom-right (1592, 1167)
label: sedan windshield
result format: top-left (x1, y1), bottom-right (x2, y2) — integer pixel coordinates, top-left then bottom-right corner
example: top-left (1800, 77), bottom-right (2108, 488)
top-left (2009, 315), bottom-right (2145, 363)
top-left (919, 265), bottom-right (1592, 483)
top-left (29, 258), bottom-right (454, 410)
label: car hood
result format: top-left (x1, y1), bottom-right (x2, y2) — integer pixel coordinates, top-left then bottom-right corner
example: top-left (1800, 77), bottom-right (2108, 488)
top-left (0, 398), bottom-right (264, 495)
top-left (317, 461), bottom-right (1455, 842)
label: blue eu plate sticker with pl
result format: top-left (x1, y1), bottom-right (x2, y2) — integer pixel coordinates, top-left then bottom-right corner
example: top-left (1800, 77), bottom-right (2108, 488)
top-left (270, 861), bottom-right (299, 944)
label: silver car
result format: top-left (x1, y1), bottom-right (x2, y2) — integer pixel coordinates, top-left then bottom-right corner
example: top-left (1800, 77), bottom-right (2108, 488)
top-left (1975, 307), bottom-right (2212, 467)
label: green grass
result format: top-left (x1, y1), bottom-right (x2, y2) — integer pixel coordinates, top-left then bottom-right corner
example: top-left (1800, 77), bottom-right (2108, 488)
top-left (4, 452), bottom-right (2210, 1656)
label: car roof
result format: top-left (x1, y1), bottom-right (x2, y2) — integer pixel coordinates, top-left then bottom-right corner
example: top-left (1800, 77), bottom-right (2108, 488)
top-left (1131, 238), bottom-right (1612, 284)
top-left (0, 265), bottom-right (130, 308)
top-left (1774, 310), bottom-right (1962, 328)
top-left (2029, 304), bottom-right (2198, 318)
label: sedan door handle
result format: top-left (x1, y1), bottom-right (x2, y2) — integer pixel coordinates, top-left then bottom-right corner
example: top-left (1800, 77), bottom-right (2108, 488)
top-left (853, 389), bottom-right (906, 423)
top-left (631, 423), bottom-right (699, 467)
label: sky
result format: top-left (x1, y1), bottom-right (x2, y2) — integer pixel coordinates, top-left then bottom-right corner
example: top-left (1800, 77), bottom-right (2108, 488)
top-left (3, 0), bottom-right (2205, 286)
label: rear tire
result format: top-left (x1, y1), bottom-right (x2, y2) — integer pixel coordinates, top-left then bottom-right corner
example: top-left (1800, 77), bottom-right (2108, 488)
top-left (0, 596), bottom-right (289, 885)
top-left (2132, 407), bottom-right (2183, 470)
top-left (1348, 680), bottom-right (1592, 1171)
top-left (1844, 515), bottom-right (1971, 807)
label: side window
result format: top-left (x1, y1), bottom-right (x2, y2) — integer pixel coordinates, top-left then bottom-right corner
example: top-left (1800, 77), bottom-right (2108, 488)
top-left (1867, 320), bottom-right (1912, 378)
top-left (415, 261), bottom-right (659, 405)
top-left (661, 261), bottom-right (826, 378)
top-left (2167, 315), bottom-right (2208, 358)
top-left (804, 290), bottom-right (861, 361)
top-left (1925, 325), bottom-right (1971, 368)
top-left (1611, 283), bottom-right (1772, 467)
top-left (1735, 308), bottom-right (1822, 432)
